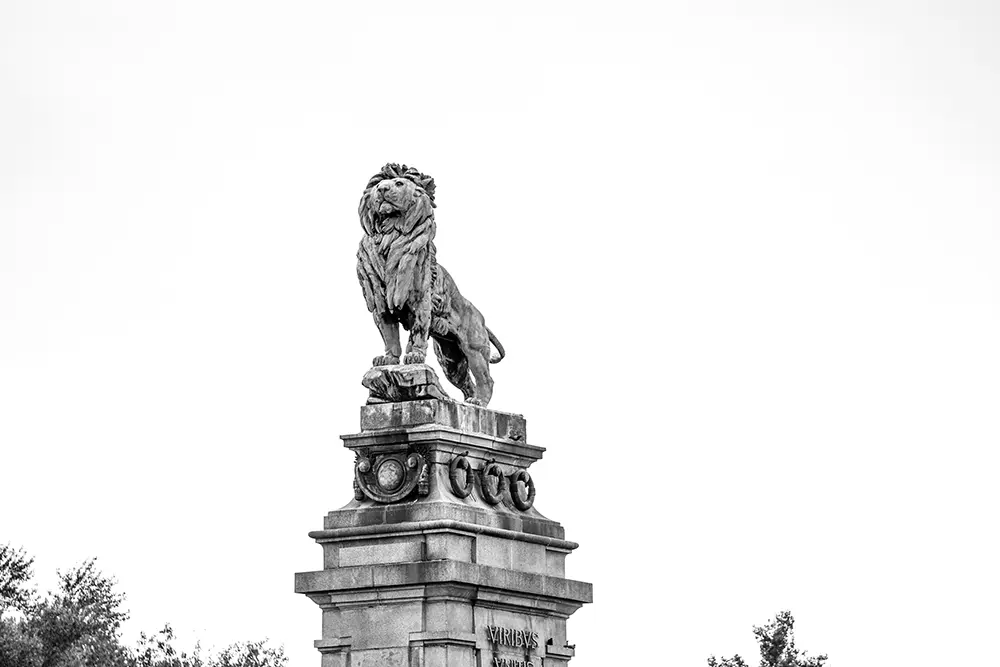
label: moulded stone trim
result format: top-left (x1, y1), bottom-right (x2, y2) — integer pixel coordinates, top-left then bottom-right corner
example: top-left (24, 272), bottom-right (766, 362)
top-left (309, 519), bottom-right (578, 551)
top-left (545, 642), bottom-right (577, 660)
top-left (342, 426), bottom-right (545, 463)
top-left (326, 499), bottom-right (541, 525)
top-left (359, 399), bottom-right (527, 443)
top-left (294, 560), bottom-right (594, 606)
top-left (473, 591), bottom-right (583, 618)
top-left (312, 585), bottom-right (431, 609)
top-left (322, 502), bottom-right (567, 538)
top-left (407, 630), bottom-right (478, 647)
top-left (314, 636), bottom-right (352, 651)
top-left (313, 582), bottom-right (584, 620)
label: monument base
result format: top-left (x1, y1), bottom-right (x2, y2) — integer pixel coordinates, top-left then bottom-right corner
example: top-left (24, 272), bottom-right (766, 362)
top-left (295, 397), bottom-right (592, 667)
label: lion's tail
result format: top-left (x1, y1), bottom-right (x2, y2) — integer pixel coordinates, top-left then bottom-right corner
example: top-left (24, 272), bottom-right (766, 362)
top-left (487, 328), bottom-right (505, 364)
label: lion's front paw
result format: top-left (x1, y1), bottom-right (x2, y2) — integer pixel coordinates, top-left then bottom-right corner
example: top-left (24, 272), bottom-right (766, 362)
top-left (466, 397), bottom-right (485, 406)
top-left (402, 352), bottom-right (426, 365)
top-left (372, 354), bottom-right (400, 367)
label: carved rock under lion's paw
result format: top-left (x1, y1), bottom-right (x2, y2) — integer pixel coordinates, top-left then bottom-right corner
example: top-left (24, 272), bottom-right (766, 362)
top-left (362, 364), bottom-right (449, 404)
top-left (372, 354), bottom-right (400, 367)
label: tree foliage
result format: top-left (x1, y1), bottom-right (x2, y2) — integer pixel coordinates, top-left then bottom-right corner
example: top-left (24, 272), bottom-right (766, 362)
top-left (133, 624), bottom-right (205, 667)
top-left (0, 545), bottom-right (286, 667)
top-left (0, 544), bottom-right (36, 614)
top-left (211, 640), bottom-right (287, 667)
top-left (29, 558), bottom-right (133, 667)
top-left (708, 611), bottom-right (828, 667)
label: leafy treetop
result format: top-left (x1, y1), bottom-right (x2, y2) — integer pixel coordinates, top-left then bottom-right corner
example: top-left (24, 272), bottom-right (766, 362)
top-left (708, 610), bottom-right (828, 667)
top-left (0, 544), bottom-right (287, 667)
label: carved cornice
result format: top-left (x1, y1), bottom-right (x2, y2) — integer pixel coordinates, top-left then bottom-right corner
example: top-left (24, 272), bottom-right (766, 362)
top-left (295, 559), bottom-right (593, 607)
top-left (309, 519), bottom-right (579, 551)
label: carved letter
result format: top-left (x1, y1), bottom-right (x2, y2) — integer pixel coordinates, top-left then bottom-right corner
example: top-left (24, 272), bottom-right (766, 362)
top-left (530, 631), bottom-right (539, 649)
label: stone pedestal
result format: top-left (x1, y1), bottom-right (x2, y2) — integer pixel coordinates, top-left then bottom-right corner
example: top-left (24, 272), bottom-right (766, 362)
top-left (295, 398), bottom-right (592, 667)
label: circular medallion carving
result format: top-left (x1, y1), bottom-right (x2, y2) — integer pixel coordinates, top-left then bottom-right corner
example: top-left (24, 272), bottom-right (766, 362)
top-left (354, 452), bottom-right (426, 503)
top-left (376, 459), bottom-right (405, 491)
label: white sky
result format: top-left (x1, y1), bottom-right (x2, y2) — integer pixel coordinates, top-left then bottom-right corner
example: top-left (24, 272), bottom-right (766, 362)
top-left (2, 1), bottom-right (998, 665)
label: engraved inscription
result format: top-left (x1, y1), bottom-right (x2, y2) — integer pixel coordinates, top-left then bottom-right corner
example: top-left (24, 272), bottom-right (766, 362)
top-left (485, 624), bottom-right (540, 651)
top-left (492, 659), bottom-right (535, 667)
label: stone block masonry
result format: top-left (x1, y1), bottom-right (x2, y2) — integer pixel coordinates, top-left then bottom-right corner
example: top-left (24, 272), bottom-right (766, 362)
top-left (295, 395), bottom-right (592, 667)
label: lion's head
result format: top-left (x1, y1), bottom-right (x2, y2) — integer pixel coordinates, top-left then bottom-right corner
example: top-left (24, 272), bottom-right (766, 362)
top-left (359, 163), bottom-right (436, 237)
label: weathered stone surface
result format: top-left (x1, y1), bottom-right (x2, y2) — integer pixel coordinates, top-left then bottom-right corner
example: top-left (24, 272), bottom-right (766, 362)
top-left (360, 398), bottom-right (527, 442)
top-left (296, 560), bottom-right (590, 667)
top-left (297, 393), bottom-right (590, 665)
top-left (337, 541), bottom-right (423, 567)
top-left (362, 364), bottom-right (449, 404)
top-left (295, 560), bottom-right (593, 606)
top-left (317, 509), bottom-right (570, 542)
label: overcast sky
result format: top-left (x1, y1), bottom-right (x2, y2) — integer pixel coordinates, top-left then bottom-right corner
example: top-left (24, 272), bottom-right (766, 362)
top-left (2, 1), bottom-right (998, 666)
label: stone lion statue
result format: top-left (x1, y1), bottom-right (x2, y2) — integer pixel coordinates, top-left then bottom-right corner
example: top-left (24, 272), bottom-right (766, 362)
top-left (356, 163), bottom-right (505, 406)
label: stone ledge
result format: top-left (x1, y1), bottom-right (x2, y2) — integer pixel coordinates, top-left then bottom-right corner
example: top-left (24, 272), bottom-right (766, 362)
top-left (342, 425), bottom-right (545, 463)
top-left (545, 643), bottom-right (577, 660)
top-left (360, 399), bottom-right (527, 443)
top-left (408, 631), bottom-right (478, 648)
top-left (315, 637), bottom-right (352, 652)
top-left (309, 519), bottom-right (578, 551)
top-left (294, 559), bottom-right (593, 605)
top-left (322, 500), bottom-right (566, 540)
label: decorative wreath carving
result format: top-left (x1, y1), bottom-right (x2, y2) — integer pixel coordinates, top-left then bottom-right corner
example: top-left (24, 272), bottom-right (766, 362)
top-left (448, 452), bottom-right (474, 498)
top-left (508, 469), bottom-right (536, 511)
top-left (354, 451), bottom-right (426, 503)
top-left (479, 461), bottom-right (507, 506)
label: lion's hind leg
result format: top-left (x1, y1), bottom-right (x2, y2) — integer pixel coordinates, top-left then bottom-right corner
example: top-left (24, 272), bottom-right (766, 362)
top-left (464, 345), bottom-right (494, 407)
top-left (433, 337), bottom-right (475, 401)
